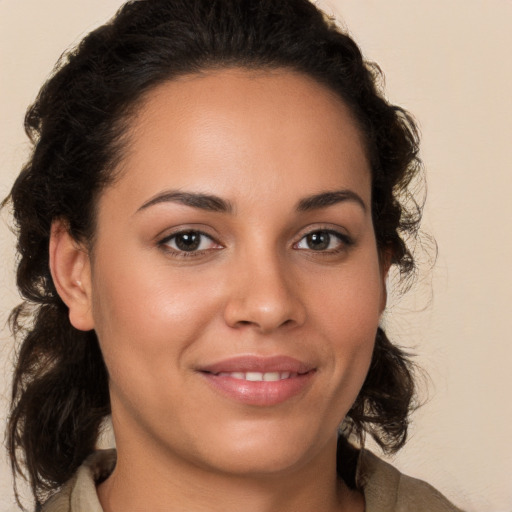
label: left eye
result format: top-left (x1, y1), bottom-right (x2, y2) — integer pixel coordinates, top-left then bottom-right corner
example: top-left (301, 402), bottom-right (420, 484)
top-left (161, 230), bottom-right (219, 252)
top-left (295, 230), bottom-right (348, 251)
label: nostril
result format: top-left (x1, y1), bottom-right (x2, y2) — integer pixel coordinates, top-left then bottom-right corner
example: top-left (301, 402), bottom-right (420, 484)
top-left (235, 318), bottom-right (295, 329)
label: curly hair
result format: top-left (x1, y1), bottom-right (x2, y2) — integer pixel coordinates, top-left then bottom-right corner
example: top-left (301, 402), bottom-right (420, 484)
top-left (4, 0), bottom-right (422, 506)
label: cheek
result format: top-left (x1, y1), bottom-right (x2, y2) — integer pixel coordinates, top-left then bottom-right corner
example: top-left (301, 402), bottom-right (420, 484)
top-left (89, 255), bottom-right (221, 379)
top-left (305, 256), bottom-right (384, 392)
top-left (306, 257), bottom-right (384, 339)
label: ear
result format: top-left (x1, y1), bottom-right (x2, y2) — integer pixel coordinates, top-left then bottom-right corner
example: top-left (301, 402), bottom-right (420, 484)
top-left (49, 220), bottom-right (95, 331)
top-left (379, 248), bottom-right (393, 314)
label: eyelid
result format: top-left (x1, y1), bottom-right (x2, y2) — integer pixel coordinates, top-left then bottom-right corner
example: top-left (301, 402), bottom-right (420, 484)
top-left (158, 228), bottom-right (223, 256)
top-left (155, 224), bottom-right (353, 258)
top-left (154, 223), bottom-right (220, 246)
top-left (293, 226), bottom-right (354, 252)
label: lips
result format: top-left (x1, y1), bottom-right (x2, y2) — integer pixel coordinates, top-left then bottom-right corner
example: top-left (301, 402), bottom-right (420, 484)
top-left (198, 356), bottom-right (316, 406)
top-left (200, 355), bottom-right (313, 375)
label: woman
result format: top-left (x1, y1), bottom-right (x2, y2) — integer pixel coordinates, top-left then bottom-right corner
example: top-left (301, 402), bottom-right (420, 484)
top-left (4, 0), bottom-right (462, 510)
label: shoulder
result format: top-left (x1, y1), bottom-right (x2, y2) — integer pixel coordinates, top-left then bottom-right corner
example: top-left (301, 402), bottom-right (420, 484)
top-left (41, 450), bottom-right (116, 512)
top-left (356, 448), bottom-right (464, 512)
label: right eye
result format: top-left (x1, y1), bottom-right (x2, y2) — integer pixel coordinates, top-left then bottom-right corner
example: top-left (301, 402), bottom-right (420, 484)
top-left (159, 230), bottom-right (221, 255)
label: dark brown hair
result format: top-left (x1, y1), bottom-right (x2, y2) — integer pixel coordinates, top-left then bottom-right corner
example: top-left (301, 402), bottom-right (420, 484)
top-left (4, 0), bottom-right (422, 507)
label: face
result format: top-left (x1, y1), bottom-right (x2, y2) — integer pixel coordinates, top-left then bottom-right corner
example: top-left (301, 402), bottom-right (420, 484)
top-left (79, 69), bottom-right (386, 476)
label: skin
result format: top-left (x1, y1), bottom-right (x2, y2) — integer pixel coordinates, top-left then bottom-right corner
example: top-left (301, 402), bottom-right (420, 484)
top-left (51, 68), bottom-right (387, 512)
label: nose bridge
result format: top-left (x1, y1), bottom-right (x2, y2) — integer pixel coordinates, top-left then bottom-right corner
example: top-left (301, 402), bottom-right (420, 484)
top-left (223, 240), bottom-right (305, 332)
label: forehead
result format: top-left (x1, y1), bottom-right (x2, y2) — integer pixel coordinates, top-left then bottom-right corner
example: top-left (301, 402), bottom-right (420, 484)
top-left (109, 68), bottom-right (371, 211)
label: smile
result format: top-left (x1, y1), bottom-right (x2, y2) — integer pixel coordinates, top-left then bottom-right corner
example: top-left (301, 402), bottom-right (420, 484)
top-left (198, 356), bottom-right (316, 406)
top-left (215, 371), bottom-right (298, 381)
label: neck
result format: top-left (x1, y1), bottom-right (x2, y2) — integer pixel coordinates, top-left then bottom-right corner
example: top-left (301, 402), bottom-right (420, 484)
top-left (97, 431), bottom-right (362, 512)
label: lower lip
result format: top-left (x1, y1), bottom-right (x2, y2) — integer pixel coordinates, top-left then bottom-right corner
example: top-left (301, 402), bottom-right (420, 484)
top-left (200, 372), bottom-right (315, 406)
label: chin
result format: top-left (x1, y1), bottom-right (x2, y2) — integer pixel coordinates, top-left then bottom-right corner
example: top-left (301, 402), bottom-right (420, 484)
top-left (187, 418), bottom-right (337, 477)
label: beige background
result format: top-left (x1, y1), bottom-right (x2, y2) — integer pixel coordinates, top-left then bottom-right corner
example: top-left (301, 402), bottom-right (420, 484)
top-left (1, 1), bottom-right (511, 510)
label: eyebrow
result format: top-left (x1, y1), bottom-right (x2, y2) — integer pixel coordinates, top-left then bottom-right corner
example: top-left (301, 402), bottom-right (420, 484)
top-left (137, 190), bottom-right (233, 214)
top-left (296, 190), bottom-right (367, 213)
top-left (137, 188), bottom-right (366, 215)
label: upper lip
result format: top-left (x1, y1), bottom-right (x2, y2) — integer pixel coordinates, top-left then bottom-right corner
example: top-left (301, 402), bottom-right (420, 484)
top-left (198, 355), bottom-right (315, 375)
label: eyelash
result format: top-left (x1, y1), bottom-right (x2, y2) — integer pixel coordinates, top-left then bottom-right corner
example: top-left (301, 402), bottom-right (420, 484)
top-left (159, 230), bottom-right (221, 258)
top-left (294, 229), bottom-right (353, 254)
top-left (158, 228), bottom-right (353, 258)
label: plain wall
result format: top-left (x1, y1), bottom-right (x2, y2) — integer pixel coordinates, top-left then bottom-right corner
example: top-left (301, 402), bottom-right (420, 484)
top-left (1, 1), bottom-right (511, 510)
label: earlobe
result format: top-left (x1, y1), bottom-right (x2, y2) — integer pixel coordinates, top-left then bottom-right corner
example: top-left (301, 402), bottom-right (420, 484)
top-left (49, 220), bottom-right (95, 331)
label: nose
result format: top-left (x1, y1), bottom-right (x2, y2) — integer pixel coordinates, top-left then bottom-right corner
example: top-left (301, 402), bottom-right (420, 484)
top-left (223, 251), bottom-right (306, 334)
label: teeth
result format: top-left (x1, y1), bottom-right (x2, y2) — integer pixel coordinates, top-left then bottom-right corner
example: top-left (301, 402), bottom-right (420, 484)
top-left (246, 372), bottom-right (263, 381)
top-left (217, 371), bottom-right (295, 381)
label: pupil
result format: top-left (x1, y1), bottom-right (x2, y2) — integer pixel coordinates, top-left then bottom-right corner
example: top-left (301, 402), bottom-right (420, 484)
top-left (307, 231), bottom-right (330, 250)
top-left (176, 232), bottom-right (200, 251)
